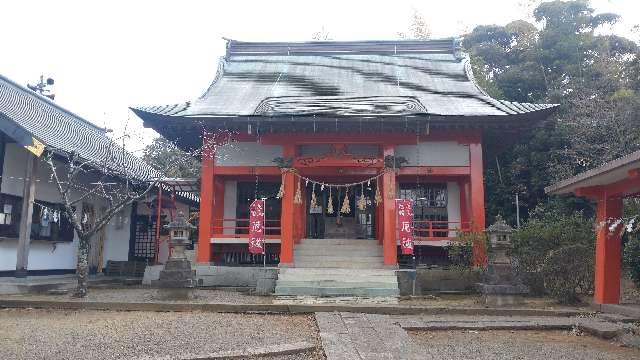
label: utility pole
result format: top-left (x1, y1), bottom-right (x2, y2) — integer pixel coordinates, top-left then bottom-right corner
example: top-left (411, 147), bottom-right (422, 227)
top-left (515, 193), bottom-right (521, 229)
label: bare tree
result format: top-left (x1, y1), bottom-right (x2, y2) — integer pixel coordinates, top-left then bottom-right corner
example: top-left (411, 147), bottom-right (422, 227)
top-left (312, 26), bottom-right (332, 41)
top-left (398, 10), bottom-right (431, 40)
top-left (43, 129), bottom-right (232, 297)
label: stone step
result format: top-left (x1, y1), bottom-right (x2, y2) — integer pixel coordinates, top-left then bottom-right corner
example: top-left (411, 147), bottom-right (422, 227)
top-left (301, 238), bottom-right (378, 246)
top-left (294, 255), bottom-right (383, 262)
top-left (278, 273), bottom-right (397, 283)
top-left (274, 285), bottom-right (399, 297)
top-left (294, 249), bottom-right (383, 258)
top-left (276, 280), bottom-right (398, 288)
top-left (292, 261), bottom-right (385, 269)
top-left (279, 268), bottom-right (395, 275)
top-left (295, 243), bottom-right (382, 252)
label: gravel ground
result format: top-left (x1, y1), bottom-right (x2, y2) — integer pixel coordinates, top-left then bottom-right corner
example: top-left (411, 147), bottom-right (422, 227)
top-left (408, 330), bottom-right (640, 360)
top-left (1, 287), bottom-right (273, 304)
top-left (0, 308), bottom-right (323, 360)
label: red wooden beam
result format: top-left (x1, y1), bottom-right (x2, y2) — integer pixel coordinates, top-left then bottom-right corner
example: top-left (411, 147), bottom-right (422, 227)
top-left (397, 166), bottom-right (470, 176)
top-left (215, 166), bottom-right (281, 176)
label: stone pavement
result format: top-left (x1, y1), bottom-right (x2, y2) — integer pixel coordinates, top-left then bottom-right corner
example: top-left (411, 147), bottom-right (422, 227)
top-left (315, 312), bottom-right (640, 360)
top-left (315, 312), bottom-right (410, 360)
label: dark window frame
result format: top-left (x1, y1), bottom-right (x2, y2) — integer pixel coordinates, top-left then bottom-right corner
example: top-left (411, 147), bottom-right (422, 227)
top-left (0, 193), bottom-right (75, 242)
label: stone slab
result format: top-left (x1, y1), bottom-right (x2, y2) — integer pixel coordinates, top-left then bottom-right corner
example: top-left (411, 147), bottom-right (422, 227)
top-left (575, 318), bottom-right (625, 339)
top-left (315, 312), bottom-right (409, 360)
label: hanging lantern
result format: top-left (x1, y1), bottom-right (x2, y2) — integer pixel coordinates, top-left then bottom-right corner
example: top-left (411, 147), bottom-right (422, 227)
top-left (340, 187), bottom-right (351, 214)
top-left (374, 177), bottom-right (382, 206)
top-left (327, 187), bottom-right (334, 214)
top-left (294, 177), bottom-right (302, 204)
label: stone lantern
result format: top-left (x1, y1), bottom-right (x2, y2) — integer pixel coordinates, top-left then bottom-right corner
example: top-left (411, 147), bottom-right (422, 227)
top-left (158, 211), bottom-right (197, 299)
top-left (485, 214), bottom-right (514, 265)
top-left (477, 215), bottom-right (528, 306)
top-left (165, 211), bottom-right (196, 261)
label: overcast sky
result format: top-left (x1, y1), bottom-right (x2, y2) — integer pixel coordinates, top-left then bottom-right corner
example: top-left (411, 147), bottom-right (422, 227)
top-left (2, 0), bottom-right (638, 155)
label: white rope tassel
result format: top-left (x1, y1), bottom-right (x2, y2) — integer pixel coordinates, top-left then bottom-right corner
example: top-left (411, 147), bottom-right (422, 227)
top-left (310, 183), bottom-right (318, 208)
top-left (341, 187), bottom-right (351, 214)
top-left (327, 187), bottom-right (334, 214)
top-left (294, 177), bottom-right (302, 205)
top-left (357, 183), bottom-right (366, 211)
top-left (276, 181), bottom-right (284, 199)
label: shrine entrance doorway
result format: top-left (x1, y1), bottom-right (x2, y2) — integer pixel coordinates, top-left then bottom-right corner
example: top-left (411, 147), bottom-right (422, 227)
top-left (305, 182), bottom-right (376, 240)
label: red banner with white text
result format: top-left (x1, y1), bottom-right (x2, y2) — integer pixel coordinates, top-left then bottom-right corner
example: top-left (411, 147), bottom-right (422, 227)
top-left (249, 199), bottom-right (265, 254)
top-left (396, 199), bottom-right (414, 255)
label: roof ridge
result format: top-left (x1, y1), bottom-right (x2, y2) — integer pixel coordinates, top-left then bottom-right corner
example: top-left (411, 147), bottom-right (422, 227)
top-left (0, 74), bottom-right (108, 134)
top-left (226, 38), bottom-right (461, 56)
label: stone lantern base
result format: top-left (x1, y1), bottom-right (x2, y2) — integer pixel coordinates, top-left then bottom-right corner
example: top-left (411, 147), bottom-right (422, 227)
top-left (476, 263), bottom-right (528, 306)
top-left (157, 259), bottom-right (196, 300)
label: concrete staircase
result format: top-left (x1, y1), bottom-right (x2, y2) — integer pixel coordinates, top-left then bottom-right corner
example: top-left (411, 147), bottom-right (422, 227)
top-left (274, 238), bottom-right (399, 297)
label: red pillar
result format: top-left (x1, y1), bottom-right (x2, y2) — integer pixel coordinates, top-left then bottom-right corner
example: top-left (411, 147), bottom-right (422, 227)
top-left (594, 190), bottom-right (623, 304)
top-left (280, 169), bottom-right (296, 265)
top-left (469, 141), bottom-right (486, 266)
top-left (376, 181), bottom-right (384, 245)
top-left (279, 143), bottom-right (296, 265)
top-left (197, 133), bottom-right (215, 263)
top-left (458, 179), bottom-right (470, 231)
top-left (382, 144), bottom-right (397, 267)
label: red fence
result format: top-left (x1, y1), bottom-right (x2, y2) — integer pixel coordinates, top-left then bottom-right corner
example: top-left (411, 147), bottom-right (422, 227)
top-left (412, 220), bottom-right (472, 241)
top-left (211, 218), bottom-right (281, 238)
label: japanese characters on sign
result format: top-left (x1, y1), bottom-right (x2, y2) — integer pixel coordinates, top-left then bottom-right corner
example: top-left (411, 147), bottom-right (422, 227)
top-left (396, 199), bottom-right (414, 255)
top-left (248, 199), bottom-right (265, 254)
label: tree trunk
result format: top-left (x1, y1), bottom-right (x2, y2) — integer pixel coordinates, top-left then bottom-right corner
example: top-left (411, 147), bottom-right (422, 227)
top-left (74, 236), bottom-right (90, 297)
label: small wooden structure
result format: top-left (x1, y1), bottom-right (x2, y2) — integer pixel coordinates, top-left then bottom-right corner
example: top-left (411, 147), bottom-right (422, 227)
top-left (546, 150), bottom-right (640, 304)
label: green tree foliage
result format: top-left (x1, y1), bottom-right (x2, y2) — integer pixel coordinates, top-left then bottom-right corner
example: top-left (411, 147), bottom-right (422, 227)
top-left (511, 208), bottom-right (594, 296)
top-left (623, 233), bottom-right (640, 287)
top-left (142, 137), bottom-right (200, 178)
top-left (464, 0), bottom-right (640, 224)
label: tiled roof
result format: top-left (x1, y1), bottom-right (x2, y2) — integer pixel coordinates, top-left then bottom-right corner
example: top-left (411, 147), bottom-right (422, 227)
top-left (132, 39), bottom-right (557, 119)
top-left (0, 74), bottom-right (160, 181)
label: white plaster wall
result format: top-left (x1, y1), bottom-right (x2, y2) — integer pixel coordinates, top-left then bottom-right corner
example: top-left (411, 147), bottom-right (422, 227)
top-left (0, 143), bottom-right (79, 271)
top-left (223, 180), bottom-right (238, 234)
top-left (396, 141), bottom-right (470, 166)
top-left (0, 143), bottom-right (132, 271)
top-left (446, 182), bottom-right (461, 238)
top-left (101, 204), bottom-right (132, 265)
top-left (215, 142), bottom-right (282, 166)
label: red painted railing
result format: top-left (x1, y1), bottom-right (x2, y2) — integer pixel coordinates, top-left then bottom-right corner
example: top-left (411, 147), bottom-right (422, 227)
top-left (411, 220), bottom-right (472, 241)
top-left (211, 218), bottom-right (281, 238)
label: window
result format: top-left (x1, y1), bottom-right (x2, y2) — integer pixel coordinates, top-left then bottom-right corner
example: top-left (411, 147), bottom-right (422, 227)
top-left (398, 183), bottom-right (448, 237)
top-left (31, 200), bottom-right (75, 242)
top-left (0, 194), bottom-right (21, 238)
top-left (0, 193), bottom-right (75, 242)
top-left (235, 182), bottom-right (281, 235)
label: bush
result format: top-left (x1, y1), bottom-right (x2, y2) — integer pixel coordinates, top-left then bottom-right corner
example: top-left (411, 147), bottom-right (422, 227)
top-left (541, 244), bottom-right (594, 304)
top-left (511, 210), bottom-right (594, 297)
top-left (623, 233), bottom-right (640, 286)
top-left (446, 231), bottom-right (486, 270)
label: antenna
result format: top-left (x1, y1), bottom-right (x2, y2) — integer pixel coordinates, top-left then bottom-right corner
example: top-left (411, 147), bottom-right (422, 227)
top-left (27, 75), bottom-right (55, 100)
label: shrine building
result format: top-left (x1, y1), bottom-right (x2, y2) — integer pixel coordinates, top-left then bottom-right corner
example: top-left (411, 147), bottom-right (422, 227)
top-left (132, 39), bottom-right (557, 289)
